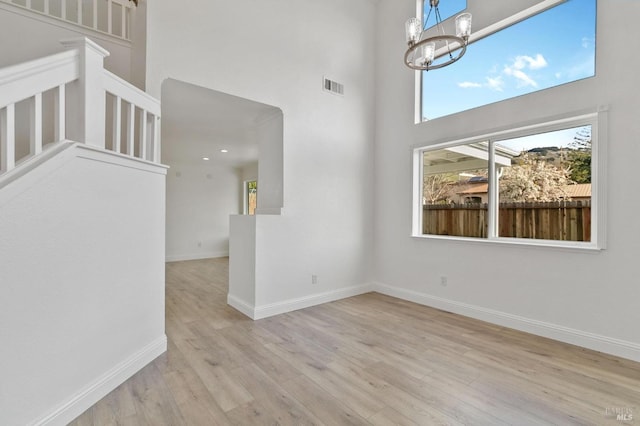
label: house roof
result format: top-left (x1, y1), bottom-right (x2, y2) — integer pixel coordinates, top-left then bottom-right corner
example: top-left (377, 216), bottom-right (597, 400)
top-left (563, 183), bottom-right (591, 198)
top-left (456, 183), bottom-right (591, 197)
top-left (457, 183), bottom-right (488, 195)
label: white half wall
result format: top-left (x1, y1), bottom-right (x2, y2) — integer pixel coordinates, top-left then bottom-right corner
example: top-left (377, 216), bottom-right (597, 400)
top-left (0, 143), bottom-right (167, 425)
top-left (374, 0), bottom-right (640, 361)
top-left (147, 0), bottom-right (376, 315)
top-left (165, 162), bottom-right (241, 261)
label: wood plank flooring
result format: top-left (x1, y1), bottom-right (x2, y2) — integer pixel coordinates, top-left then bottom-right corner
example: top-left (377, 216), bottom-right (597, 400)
top-left (70, 258), bottom-right (640, 425)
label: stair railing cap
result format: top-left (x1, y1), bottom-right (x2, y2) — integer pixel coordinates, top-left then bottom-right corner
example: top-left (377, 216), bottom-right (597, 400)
top-left (59, 37), bottom-right (110, 58)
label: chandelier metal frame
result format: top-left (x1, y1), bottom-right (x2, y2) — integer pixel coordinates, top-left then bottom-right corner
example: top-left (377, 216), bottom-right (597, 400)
top-left (404, 0), bottom-right (471, 71)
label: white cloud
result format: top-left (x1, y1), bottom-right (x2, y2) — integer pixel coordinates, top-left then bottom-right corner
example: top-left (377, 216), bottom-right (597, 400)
top-left (458, 81), bottom-right (482, 88)
top-left (486, 76), bottom-right (504, 92)
top-left (504, 66), bottom-right (538, 88)
top-left (503, 54), bottom-right (547, 88)
top-left (581, 36), bottom-right (595, 49)
top-left (513, 54), bottom-right (548, 70)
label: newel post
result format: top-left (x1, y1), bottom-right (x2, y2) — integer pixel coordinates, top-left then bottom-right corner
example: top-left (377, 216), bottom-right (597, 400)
top-left (60, 37), bottom-right (110, 148)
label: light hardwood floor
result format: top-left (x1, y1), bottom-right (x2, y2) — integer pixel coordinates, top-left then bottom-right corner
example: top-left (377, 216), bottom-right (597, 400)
top-left (70, 258), bottom-right (640, 425)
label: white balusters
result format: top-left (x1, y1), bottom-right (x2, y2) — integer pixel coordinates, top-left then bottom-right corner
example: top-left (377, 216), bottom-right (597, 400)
top-left (152, 116), bottom-right (160, 163)
top-left (112, 95), bottom-right (121, 152)
top-left (54, 84), bottom-right (66, 141)
top-left (107, 0), bottom-right (113, 35)
top-left (0, 38), bottom-right (161, 179)
top-left (3, 0), bottom-right (133, 40)
top-left (77, 0), bottom-right (82, 26)
top-left (92, 0), bottom-right (98, 30)
top-left (29, 93), bottom-right (43, 155)
top-left (1, 104), bottom-right (16, 172)
top-left (121, 2), bottom-right (126, 38)
top-left (125, 102), bottom-right (134, 156)
top-left (139, 109), bottom-right (147, 160)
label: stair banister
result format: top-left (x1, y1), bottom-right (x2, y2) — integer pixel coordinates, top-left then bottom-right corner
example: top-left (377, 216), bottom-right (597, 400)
top-left (0, 37), bottom-right (160, 178)
top-left (61, 37), bottom-right (109, 149)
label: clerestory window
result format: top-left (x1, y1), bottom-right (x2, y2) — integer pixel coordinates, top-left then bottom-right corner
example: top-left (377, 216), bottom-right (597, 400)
top-left (420, 0), bottom-right (596, 121)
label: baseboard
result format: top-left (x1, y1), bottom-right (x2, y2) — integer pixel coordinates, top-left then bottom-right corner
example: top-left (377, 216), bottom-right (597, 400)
top-left (32, 335), bottom-right (167, 426)
top-left (253, 283), bottom-right (374, 320)
top-left (373, 282), bottom-right (640, 363)
top-left (227, 294), bottom-right (256, 319)
top-left (227, 284), bottom-right (374, 320)
top-left (165, 251), bottom-right (229, 262)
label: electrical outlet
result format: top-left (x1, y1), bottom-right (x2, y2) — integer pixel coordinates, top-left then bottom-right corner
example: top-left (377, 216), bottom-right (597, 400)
top-left (440, 276), bottom-right (448, 286)
top-left (311, 275), bottom-right (318, 285)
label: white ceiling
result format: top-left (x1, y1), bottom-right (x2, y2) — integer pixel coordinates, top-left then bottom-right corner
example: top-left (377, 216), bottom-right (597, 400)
top-left (161, 79), bottom-right (280, 167)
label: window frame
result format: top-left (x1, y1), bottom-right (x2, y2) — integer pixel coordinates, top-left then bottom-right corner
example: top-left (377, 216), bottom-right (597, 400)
top-left (414, 0), bottom-right (581, 123)
top-left (412, 107), bottom-right (608, 250)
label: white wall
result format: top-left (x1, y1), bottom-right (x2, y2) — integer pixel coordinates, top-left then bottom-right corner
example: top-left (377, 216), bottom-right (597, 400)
top-left (374, 0), bottom-right (640, 361)
top-left (165, 162), bottom-right (241, 261)
top-left (240, 161), bottom-right (258, 183)
top-left (229, 214), bottom-right (257, 314)
top-left (0, 143), bottom-right (167, 425)
top-left (255, 112), bottom-right (283, 214)
top-left (0, 2), bottom-right (133, 81)
top-left (148, 0), bottom-right (376, 316)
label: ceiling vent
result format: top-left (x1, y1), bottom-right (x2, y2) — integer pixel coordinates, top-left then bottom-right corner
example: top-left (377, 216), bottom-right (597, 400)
top-left (323, 77), bottom-right (344, 96)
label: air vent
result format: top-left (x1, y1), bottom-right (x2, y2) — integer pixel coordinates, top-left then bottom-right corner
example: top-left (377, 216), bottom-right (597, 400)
top-left (323, 77), bottom-right (344, 96)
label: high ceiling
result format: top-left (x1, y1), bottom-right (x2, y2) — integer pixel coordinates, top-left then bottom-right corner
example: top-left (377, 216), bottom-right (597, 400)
top-left (161, 79), bottom-right (280, 167)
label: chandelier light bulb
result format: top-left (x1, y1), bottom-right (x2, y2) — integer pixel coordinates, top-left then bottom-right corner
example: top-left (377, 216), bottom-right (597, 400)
top-left (405, 17), bottom-right (422, 45)
top-left (421, 42), bottom-right (436, 66)
top-left (455, 13), bottom-right (472, 40)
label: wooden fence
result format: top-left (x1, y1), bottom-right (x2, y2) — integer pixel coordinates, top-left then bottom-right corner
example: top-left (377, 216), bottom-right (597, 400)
top-left (423, 201), bottom-right (591, 241)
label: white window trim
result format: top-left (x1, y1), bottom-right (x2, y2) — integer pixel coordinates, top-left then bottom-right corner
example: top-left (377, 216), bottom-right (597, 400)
top-left (412, 107), bottom-right (608, 251)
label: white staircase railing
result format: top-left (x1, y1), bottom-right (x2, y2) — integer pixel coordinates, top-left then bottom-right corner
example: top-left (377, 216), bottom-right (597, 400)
top-left (1, 0), bottom-right (134, 40)
top-left (0, 37), bottom-right (160, 176)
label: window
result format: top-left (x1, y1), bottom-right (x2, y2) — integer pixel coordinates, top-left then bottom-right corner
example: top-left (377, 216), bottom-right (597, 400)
top-left (423, 0), bottom-right (466, 27)
top-left (244, 180), bottom-right (257, 215)
top-left (413, 111), bottom-right (605, 248)
top-left (421, 0), bottom-right (596, 120)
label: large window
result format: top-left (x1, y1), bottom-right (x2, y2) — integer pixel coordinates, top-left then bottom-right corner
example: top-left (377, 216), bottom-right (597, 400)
top-left (421, 0), bottom-right (596, 120)
top-left (413, 112), bottom-right (605, 248)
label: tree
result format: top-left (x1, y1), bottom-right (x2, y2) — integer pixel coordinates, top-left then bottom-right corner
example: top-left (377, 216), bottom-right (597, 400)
top-left (567, 126), bottom-right (591, 184)
top-left (423, 173), bottom-right (456, 204)
top-left (500, 153), bottom-right (571, 202)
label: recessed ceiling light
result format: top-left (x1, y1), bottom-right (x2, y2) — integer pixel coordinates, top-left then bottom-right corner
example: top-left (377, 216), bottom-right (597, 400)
top-left (220, 149), bottom-right (228, 153)
top-left (202, 157), bottom-right (210, 161)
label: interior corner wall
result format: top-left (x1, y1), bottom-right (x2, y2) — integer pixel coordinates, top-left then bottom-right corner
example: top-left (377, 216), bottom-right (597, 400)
top-left (147, 0), bottom-right (376, 313)
top-left (374, 0), bottom-right (640, 361)
top-left (165, 162), bottom-right (241, 262)
top-left (0, 5), bottom-right (132, 81)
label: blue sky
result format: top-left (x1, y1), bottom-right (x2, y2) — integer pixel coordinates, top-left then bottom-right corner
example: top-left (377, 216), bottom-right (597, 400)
top-left (421, 0), bottom-right (597, 121)
top-left (497, 125), bottom-right (590, 152)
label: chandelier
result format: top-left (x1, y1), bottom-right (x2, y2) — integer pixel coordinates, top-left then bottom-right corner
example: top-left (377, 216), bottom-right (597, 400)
top-left (404, 0), bottom-right (472, 71)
